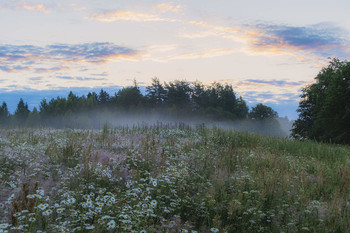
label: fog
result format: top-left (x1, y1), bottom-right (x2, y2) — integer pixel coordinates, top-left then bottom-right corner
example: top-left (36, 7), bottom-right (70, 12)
top-left (28, 110), bottom-right (292, 138)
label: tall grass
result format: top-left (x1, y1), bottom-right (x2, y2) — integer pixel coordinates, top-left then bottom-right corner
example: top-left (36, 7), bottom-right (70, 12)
top-left (0, 125), bottom-right (349, 232)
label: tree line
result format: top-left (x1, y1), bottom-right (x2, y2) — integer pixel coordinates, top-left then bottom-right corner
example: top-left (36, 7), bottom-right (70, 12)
top-left (0, 78), bottom-right (284, 134)
top-left (292, 58), bottom-right (350, 144)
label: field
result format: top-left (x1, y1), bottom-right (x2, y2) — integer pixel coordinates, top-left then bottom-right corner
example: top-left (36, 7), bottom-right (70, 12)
top-left (0, 124), bottom-right (349, 232)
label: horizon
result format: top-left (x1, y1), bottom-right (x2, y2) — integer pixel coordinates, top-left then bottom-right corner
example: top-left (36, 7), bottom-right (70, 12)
top-left (1, 0), bottom-right (350, 120)
top-left (0, 82), bottom-right (298, 120)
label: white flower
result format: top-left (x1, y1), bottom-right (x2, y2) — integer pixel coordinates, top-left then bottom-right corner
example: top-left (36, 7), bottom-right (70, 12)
top-left (67, 197), bottom-right (76, 204)
top-left (36, 189), bottom-right (44, 197)
top-left (150, 200), bottom-right (157, 207)
top-left (26, 194), bottom-right (35, 199)
top-left (210, 228), bottom-right (219, 233)
top-left (42, 210), bottom-right (52, 216)
top-left (85, 225), bottom-right (94, 230)
top-left (0, 224), bottom-right (9, 229)
top-left (11, 225), bottom-right (23, 230)
top-left (37, 203), bottom-right (48, 210)
top-left (140, 230), bottom-right (147, 233)
top-left (107, 220), bottom-right (116, 229)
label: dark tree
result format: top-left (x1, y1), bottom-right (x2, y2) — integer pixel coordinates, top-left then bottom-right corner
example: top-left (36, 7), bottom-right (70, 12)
top-left (165, 80), bottom-right (192, 108)
top-left (146, 77), bottom-right (167, 107)
top-left (116, 84), bottom-right (144, 109)
top-left (249, 103), bottom-right (278, 120)
top-left (14, 98), bottom-right (30, 125)
top-left (292, 58), bottom-right (350, 144)
top-left (234, 96), bottom-right (249, 119)
top-left (98, 89), bottom-right (110, 105)
top-left (0, 101), bottom-right (9, 125)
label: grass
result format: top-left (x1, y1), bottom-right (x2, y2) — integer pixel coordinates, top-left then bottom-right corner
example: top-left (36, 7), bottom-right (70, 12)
top-left (0, 125), bottom-right (349, 232)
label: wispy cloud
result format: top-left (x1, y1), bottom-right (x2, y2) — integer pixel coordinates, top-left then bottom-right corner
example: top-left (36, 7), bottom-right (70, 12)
top-left (247, 23), bottom-right (350, 58)
top-left (167, 48), bottom-right (235, 60)
top-left (154, 2), bottom-right (183, 13)
top-left (237, 79), bottom-right (307, 88)
top-left (0, 42), bottom-right (140, 73)
top-left (0, 65), bottom-right (31, 72)
top-left (34, 66), bottom-right (70, 73)
top-left (178, 19), bottom-right (350, 61)
top-left (89, 10), bottom-right (177, 23)
top-left (56, 76), bottom-right (106, 81)
top-left (16, 2), bottom-right (50, 13)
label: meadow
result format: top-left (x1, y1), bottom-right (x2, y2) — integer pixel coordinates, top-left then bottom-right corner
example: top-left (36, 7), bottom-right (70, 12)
top-left (0, 124), bottom-right (349, 232)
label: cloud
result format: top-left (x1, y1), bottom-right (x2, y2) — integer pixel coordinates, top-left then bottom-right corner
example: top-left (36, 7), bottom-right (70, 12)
top-left (46, 43), bottom-right (139, 63)
top-left (0, 65), bottom-right (31, 72)
top-left (34, 66), bottom-right (70, 73)
top-left (248, 23), bottom-right (350, 58)
top-left (57, 76), bottom-right (106, 81)
top-left (29, 77), bottom-right (43, 81)
top-left (0, 42), bottom-right (140, 73)
top-left (57, 76), bottom-right (74, 80)
top-left (16, 2), bottom-right (50, 13)
top-left (154, 2), bottom-right (183, 13)
top-left (178, 19), bottom-right (350, 61)
top-left (89, 10), bottom-right (177, 23)
top-left (243, 91), bottom-right (300, 104)
top-left (239, 79), bottom-right (307, 87)
top-left (167, 48), bottom-right (235, 60)
top-left (90, 72), bottom-right (108, 77)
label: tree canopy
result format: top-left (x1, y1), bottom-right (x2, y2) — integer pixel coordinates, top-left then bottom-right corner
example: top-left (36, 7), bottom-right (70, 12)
top-left (0, 79), bottom-right (285, 137)
top-left (292, 58), bottom-right (350, 144)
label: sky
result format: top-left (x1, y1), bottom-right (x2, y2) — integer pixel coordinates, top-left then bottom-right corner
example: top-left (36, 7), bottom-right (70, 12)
top-left (1, 0), bottom-right (350, 119)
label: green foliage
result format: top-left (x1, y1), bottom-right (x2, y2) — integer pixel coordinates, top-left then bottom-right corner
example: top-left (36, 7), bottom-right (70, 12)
top-left (1, 79), bottom-right (280, 130)
top-left (14, 98), bottom-right (30, 125)
top-left (116, 86), bottom-right (144, 110)
top-left (0, 126), bottom-right (349, 232)
top-left (292, 58), bottom-right (350, 144)
top-left (249, 103), bottom-right (278, 120)
top-left (0, 101), bottom-right (9, 125)
top-left (146, 77), bottom-right (167, 107)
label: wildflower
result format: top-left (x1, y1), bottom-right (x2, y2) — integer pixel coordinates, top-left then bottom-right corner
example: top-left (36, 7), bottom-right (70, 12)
top-left (11, 225), bottom-right (23, 230)
top-left (181, 229), bottom-right (188, 233)
top-left (57, 208), bottom-right (65, 213)
top-left (210, 228), bottom-right (219, 233)
top-left (42, 210), bottom-right (52, 216)
top-left (0, 224), bottom-right (9, 229)
top-left (26, 194), bottom-right (35, 199)
top-left (107, 220), bottom-right (116, 229)
top-left (85, 225), bottom-right (94, 230)
top-left (36, 189), bottom-right (44, 197)
top-left (150, 200), bottom-right (157, 207)
top-left (169, 220), bottom-right (176, 227)
top-left (0, 229), bottom-right (8, 233)
top-left (152, 179), bottom-right (158, 187)
top-left (67, 197), bottom-right (76, 204)
top-left (37, 203), bottom-right (48, 210)
top-left (140, 230), bottom-right (147, 233)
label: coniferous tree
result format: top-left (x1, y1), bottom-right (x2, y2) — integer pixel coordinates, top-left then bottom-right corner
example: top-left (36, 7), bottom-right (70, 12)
top-left (0, 101), bottom-right (9, 125)
top-left (14, 98), bottom-right (30, 125)
top-left (146, 78), bottom-right (167, 107)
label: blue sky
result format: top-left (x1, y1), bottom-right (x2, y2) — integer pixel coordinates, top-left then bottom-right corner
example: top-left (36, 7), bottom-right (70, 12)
top-left (1, 0), bottom-right (350, 119)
